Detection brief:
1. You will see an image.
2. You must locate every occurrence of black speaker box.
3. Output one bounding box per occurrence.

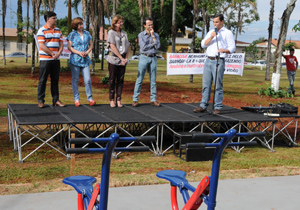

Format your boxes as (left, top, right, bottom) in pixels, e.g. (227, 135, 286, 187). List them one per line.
(173, 132, 215, 162)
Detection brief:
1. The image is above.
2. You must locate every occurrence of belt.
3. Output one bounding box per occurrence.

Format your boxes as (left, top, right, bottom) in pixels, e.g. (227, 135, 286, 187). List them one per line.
(208, 56, 225, 60)
(142, 53, 156, 57)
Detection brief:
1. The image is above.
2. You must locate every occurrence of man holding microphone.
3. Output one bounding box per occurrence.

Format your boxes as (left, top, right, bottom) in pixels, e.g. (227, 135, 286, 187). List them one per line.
(193, 13, 235, 114)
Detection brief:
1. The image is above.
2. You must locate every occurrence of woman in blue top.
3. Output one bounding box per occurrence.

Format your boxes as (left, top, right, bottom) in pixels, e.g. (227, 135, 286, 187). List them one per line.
(67, 17, 95, 107)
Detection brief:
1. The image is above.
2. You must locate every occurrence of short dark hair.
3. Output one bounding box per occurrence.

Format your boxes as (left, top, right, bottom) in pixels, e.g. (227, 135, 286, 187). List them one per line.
(44, 11, 57, 22)
(213, 13, 224, 22)
(290, 48, 295, 52)
(143, 17, 153, 25)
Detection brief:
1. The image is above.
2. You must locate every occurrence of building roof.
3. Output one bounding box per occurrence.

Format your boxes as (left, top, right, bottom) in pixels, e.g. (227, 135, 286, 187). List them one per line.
(0, 28, 31, 37)
(175, 38, 192, 45)
(0, 28, 20, 37)
(257, 39, 300, 48)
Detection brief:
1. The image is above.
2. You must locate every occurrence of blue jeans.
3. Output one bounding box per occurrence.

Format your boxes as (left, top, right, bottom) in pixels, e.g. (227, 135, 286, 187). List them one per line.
(200, 58, 225, 110)
(70, 64, 93, 101)
(133, 54, 157, 102)
(287, 70, 296, 93)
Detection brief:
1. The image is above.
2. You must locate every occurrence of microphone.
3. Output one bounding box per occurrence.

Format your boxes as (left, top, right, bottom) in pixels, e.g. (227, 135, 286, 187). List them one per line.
(214, 27, 218, 35)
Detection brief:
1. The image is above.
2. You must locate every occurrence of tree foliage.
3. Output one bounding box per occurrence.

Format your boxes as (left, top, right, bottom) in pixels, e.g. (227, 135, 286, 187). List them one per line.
(245, 41, 259, 61)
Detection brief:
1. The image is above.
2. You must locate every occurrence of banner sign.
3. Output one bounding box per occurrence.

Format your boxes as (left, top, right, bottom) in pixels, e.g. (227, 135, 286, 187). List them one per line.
(167, 53, 245, 76)
(34, 35, 71, 59)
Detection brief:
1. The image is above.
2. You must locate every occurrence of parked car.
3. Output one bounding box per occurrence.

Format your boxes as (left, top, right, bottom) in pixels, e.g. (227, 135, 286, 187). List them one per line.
(156, 55, 165, 60)
(3, 52, 31, 58)
(99, 49, 108, 60)
(281, 62, 286, 68)
(129, 53, 141, 61)
(250, 60, 266, 66)
(129, 53, 165, 60)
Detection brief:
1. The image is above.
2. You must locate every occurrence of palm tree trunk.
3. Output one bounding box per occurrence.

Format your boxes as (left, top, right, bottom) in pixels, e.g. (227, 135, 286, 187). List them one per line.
(265, 0, 274, 81)
(2, 0, 7, 65)
(112, 0, 116, 16)
(31, 0, 36, 76)
(17, 0, 23, 43)
(171, 0, 176, 53)
(68, 0, 72, 34)
(86, 0, 90, 31)
(147, 0, 152, 18)
(138, 0, 144, 32)
(25, 0, 29, 63)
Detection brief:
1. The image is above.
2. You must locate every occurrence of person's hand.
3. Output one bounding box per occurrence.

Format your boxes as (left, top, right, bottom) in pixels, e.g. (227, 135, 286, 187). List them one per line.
(150, 29, 155, 37)
(52, 53, 60, 60)
(211, 31, 217, 39)
(79, 52, 86, 58)
(121, 58, 128, 66)
(218, 48, 227, 53)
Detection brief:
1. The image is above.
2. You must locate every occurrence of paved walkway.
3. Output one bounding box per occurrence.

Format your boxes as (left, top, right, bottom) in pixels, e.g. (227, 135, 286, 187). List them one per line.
(1, 175, 299, 210)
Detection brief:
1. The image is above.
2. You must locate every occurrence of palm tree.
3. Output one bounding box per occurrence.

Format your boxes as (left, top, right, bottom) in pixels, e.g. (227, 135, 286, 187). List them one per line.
(226, 0, 258, 41)
(265, 0, 274, 81)
(2, 0, 7, 65)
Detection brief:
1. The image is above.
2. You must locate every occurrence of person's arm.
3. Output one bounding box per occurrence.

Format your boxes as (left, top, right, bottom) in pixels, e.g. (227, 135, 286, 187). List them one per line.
(152, 33, 160, 50)
(53, 41, 63, 60)
(109, 43, 127, 65)
(39, 42, 53, 56)
(295, 60, 298, 71)
(218, 30, 236, 54)
(201, 31, 213, 49)
(68, 40, 82, 56)
(85, 39, 93, 55)
(204, 31, 217, 46)
(139, 33, 154, 52)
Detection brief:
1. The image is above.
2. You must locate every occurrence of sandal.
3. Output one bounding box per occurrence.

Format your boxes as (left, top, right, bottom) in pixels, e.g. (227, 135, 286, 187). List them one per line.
(110, 101, 116, 108)
(89, 100, 96, 106)
(74, 101, 80, 107)
(117, 101, 123, 108)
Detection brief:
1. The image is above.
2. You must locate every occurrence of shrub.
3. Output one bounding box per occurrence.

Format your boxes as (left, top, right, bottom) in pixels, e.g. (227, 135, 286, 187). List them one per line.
(258, 85, 294, 98)
(101, 75, 109, 84)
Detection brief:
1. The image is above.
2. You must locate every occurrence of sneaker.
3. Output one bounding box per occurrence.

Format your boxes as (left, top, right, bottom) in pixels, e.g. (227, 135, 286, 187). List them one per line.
(132, 101, 139, 107)
(193, 107, 206, 113)
(214, 109, 221, 114)
(150, 101, 161, 107)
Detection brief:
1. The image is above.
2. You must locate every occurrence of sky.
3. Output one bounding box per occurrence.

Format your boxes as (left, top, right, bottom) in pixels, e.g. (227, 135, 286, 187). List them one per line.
(1, 0, 299, 43)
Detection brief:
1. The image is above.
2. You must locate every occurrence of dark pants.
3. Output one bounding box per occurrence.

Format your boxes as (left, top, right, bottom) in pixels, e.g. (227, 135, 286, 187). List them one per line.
(108, 62, 126, 101)
(37, 60, 60, 104)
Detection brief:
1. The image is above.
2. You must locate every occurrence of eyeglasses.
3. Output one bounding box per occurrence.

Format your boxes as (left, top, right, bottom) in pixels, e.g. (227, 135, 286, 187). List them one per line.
(116, 20, 124, 24)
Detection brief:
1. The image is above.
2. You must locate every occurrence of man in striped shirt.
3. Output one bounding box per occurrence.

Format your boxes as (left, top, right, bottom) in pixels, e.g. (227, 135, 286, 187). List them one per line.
(37, 11, 65, 108)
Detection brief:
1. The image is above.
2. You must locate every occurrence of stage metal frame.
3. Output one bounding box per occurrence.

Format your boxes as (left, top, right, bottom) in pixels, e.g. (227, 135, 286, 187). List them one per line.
(8, 103, 298, 162)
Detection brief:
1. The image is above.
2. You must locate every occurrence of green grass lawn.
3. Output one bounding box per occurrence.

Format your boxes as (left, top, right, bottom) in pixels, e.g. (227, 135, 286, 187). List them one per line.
(0, 57, 299, 195)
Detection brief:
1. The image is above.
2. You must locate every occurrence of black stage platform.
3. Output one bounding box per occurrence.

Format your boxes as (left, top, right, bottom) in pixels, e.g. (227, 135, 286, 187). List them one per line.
(8, 103, 290, 162)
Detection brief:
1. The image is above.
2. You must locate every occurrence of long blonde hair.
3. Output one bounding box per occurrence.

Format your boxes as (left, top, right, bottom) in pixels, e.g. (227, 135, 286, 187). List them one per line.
(108, 15, 123, 31)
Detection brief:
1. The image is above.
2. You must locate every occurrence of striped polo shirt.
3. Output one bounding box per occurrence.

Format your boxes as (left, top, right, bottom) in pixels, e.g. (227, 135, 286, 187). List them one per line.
(37, 24, 63, 60)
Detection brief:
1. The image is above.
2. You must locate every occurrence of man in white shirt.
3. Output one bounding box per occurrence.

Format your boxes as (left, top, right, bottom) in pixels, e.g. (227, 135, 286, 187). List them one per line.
(193, 13, 236, 114)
